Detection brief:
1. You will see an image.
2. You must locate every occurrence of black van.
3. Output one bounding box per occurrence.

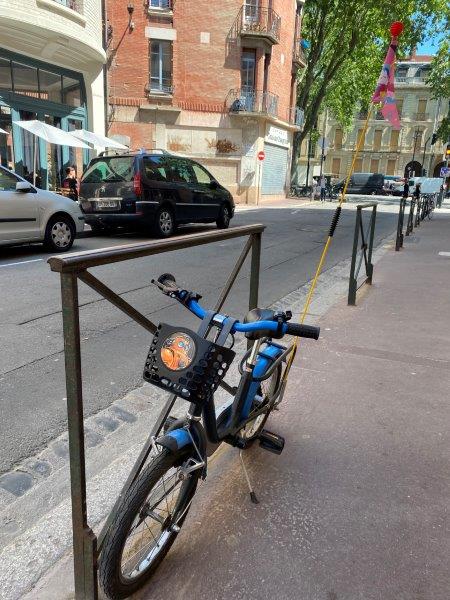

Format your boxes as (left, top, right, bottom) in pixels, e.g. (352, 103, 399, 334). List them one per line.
(79, 151, 235, 237)
(334, 172, 385, 195)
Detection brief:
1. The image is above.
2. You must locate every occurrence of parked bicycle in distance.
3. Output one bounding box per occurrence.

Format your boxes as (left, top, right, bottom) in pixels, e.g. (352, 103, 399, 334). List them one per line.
(98, 273, 319, 599)
(420, 193, 436, 220)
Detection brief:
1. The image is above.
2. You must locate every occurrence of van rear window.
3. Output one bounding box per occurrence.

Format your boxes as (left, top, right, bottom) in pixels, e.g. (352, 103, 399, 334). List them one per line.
(81, 157, 134, 183)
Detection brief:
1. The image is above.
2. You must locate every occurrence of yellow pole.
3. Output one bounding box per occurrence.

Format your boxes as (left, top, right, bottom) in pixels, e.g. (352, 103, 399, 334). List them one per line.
(282, 106, 373, 383)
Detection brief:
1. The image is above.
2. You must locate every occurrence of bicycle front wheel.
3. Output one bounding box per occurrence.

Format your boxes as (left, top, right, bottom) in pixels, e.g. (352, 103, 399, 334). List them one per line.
(99, 447, 200, 599)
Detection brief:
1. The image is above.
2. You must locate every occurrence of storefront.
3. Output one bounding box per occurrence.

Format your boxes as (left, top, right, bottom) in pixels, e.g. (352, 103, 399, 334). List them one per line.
(0, 49, 89, 190)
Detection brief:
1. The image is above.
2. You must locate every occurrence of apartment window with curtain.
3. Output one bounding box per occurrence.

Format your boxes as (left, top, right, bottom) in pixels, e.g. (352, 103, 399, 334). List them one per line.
(373, 129, 382, 151)
(354, 158, 363, 172)
(390, 130, 399, 150)
(370, 158, 380, 173)
(356, 128, 364, 149)
(150, 40, 173, 94)
(332, 157, 341, 175)
(417, 98, 427, 120)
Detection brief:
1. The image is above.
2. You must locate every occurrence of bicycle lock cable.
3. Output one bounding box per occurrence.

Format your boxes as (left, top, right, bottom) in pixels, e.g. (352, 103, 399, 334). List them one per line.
(280, 106, 373, 387)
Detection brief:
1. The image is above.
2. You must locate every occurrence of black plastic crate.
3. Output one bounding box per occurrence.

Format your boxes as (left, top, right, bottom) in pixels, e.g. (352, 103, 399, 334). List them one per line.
(143, 323, 235, 406)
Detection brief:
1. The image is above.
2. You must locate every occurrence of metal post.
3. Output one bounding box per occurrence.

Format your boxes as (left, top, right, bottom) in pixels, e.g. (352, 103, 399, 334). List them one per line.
(60, 273, 98, 600)
(395, 198, 405, 251)
(405, 199, 414, 236)
(348, 208, 360, 305)
(248, 232, 261, 347)
(366, 205, 376, 283)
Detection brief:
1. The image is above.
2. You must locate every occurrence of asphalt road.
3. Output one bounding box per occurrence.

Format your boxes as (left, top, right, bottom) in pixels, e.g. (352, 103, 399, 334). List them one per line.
(0, 201, 398, 473)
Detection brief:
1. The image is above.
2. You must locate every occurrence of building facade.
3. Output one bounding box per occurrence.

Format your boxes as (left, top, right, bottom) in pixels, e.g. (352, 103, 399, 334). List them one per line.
(298, 54, 447, 184)
(106, 0, 306, 203)
(0, 0, 105, 189)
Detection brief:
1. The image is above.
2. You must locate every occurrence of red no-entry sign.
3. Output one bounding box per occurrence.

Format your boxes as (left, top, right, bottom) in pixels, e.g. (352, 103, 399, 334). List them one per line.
(257, 151, 265, 161)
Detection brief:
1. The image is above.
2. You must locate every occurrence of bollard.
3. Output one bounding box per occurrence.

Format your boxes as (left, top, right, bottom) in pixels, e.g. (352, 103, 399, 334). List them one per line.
(395, 198, 406, 251)
(348, 203, 377, 305)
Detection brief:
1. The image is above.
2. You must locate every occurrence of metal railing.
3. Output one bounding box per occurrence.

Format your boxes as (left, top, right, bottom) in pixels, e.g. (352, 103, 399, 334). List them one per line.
(48, 224, 265, 599)
(289, 106, 304, 127)
(348, 203, 377, 306)
(235, 5, 281, 44)
(395, 197, 408, 250)
(414, 112, 429, 121)
(228, 88, 279, 118)
(292, 40, 307, 67)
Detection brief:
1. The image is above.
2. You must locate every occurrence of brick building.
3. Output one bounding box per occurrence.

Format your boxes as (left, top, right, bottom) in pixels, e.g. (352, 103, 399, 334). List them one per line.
(106, 0, 306, 203)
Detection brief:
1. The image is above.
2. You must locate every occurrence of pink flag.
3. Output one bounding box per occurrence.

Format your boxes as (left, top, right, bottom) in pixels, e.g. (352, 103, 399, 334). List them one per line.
(372, 22, 403, 130)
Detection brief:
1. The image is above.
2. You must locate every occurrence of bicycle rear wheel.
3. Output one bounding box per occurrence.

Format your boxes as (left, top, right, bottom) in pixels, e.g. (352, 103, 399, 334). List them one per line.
(99, 447, 200, 599)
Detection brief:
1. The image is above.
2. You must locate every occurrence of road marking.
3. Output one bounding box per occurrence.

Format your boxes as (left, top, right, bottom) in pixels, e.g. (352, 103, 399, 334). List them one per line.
(438, 252, 450, 257)
(0, 258, 43, 268)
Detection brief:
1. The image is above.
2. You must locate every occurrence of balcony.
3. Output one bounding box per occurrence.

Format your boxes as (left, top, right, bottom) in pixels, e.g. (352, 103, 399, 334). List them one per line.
(228, 88, 279, 118)
(235, 6, 281, 46)
(147, 0, 173, 16)
(415, 112, 429, 121)
(289, 107, 304, 127)
(395, 76, 427, 86)
(292, 40, 307, 71)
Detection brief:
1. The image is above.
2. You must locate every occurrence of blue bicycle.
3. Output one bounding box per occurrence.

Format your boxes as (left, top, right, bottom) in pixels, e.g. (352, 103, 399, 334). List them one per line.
(99, 273, 320, 599)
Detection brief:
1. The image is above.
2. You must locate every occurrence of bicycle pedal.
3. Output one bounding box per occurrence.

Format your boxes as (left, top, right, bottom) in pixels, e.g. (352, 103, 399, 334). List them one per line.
(259, 430, 285, 455)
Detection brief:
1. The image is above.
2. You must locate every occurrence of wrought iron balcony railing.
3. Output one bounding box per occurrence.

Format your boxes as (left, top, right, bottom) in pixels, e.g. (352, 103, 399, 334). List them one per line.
(228, 88, 279, 118)
(236, 6, 281, 45)
(289, 107, 304, 127)
(415, 112, 429, 121)
(292, 40, 307, 69)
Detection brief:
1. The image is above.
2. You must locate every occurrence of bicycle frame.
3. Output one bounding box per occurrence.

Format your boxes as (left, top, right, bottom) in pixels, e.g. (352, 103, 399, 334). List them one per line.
(155, 310, 289, 464)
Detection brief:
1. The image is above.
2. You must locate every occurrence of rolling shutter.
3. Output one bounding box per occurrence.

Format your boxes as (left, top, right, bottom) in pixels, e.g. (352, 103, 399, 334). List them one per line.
(261, 143, 289, 195)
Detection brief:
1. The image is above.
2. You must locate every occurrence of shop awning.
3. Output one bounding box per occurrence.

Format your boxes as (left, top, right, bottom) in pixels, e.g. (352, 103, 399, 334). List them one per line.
(13, 120, 89, 148)
(70, 129, 128, 150)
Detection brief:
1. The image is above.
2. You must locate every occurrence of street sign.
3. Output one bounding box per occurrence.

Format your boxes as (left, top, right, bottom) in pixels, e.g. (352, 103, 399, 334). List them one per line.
(440, 167, 450, 177)
(257, 151, 265, 161)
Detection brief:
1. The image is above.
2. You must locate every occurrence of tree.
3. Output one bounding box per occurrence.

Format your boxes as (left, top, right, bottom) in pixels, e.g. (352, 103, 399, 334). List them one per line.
(292, 0, 446, 178)
(426, 39, 450, 143)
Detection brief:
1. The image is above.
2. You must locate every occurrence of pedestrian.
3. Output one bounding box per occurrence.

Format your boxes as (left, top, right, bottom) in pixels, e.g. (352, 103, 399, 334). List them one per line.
(319, 175, 326, 202)
(62, 166, 78, 201)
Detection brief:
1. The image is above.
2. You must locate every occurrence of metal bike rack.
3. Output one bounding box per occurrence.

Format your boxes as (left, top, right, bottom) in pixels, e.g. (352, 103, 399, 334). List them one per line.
(48, 224, 265, 599)
(405, 198, 415, 236)
(395, 197, 407, 251)
(348, 202, 377, 306)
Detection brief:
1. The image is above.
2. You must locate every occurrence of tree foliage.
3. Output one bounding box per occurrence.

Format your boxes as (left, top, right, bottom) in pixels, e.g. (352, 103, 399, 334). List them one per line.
(426, 39, 450, 142)
(296, 0, 447, 151)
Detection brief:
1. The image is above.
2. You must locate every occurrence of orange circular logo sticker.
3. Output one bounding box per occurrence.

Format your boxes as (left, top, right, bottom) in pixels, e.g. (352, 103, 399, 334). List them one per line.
(160, 333, 196, 371)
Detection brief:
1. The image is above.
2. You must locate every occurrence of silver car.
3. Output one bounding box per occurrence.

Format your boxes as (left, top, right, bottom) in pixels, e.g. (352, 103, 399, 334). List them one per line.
(0, 165, 85, 251)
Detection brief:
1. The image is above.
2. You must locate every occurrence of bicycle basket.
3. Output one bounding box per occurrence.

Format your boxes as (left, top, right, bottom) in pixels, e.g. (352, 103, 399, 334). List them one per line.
(143, 323, 235, 406)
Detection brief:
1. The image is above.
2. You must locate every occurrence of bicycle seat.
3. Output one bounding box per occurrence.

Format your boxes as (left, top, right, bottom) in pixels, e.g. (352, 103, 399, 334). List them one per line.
(244, 308, 276, 340)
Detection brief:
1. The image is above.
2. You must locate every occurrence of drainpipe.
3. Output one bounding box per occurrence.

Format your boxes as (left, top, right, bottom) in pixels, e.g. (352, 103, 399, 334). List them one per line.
(101, 0, 109, 135)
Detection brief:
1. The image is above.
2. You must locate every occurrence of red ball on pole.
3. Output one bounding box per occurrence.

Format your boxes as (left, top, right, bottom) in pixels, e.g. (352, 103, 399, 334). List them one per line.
(390, 21, 404, 37)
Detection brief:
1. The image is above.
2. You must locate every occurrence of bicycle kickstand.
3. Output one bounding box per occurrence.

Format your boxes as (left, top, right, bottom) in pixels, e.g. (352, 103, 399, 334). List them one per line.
(239, 450, 259, 504)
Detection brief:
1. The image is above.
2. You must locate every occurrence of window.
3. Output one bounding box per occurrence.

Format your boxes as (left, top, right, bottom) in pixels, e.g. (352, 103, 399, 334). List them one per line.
(12, 62, 39, 98)
(0, 57, 12, 90)
(192, 163, 213, 185)
(373, 130, 382, 151)
(62, 76, 81, 107)
(244, 0, 259, 21)
(81, 157, 135, 183)
(40, 70, 62, 103)
(149, 0, 171, 8)
(150, 40, 173, 94)
(356, 128, 365, 149)
(354, 158, 363, 172)
(241, 50, 256, 91)
(417, 99, 427, 119)
(332, 158, 341, 175)
(166, 157, 196, 184)
(370, 158, 380, 173)
(0, 167, 18, 191)
(387, 159, 396, 175)
(334, 128, 343, 150)
(390, 130, 399, 150)
(396, 99, 403, 117)
(143, 156, 169, 181)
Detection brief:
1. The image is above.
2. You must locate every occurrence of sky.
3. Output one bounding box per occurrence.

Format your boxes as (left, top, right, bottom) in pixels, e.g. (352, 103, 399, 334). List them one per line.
(417, 31, 445, 55)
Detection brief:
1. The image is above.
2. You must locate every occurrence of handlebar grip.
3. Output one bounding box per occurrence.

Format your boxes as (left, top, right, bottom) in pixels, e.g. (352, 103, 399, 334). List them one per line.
(157, 273, 178, 290)
(285, 323, 320, 340)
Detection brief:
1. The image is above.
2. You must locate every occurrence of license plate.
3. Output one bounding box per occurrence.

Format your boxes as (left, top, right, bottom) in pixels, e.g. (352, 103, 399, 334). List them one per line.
(93, 199, 120, 209)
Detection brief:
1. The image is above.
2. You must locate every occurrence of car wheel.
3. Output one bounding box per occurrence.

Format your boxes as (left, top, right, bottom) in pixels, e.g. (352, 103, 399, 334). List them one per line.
(216, 204, 231, 229)
(44, 215, 75, 252)
(153, 207, 175, 238)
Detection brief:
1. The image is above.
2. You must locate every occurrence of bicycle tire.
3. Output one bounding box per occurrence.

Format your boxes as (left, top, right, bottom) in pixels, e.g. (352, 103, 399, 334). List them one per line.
(240, 364, 282, 442)
(99, 447, 200, 599)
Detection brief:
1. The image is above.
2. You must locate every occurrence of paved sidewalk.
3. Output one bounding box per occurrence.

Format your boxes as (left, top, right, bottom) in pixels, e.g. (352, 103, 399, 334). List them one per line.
(26, 209, 450, 599)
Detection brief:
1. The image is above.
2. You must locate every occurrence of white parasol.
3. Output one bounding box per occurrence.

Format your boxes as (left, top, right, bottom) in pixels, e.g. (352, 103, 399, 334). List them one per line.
(70, 129, 128, 150)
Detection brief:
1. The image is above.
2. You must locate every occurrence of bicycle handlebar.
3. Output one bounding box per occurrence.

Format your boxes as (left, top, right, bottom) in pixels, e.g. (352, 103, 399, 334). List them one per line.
(153, 274, 320, 341)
